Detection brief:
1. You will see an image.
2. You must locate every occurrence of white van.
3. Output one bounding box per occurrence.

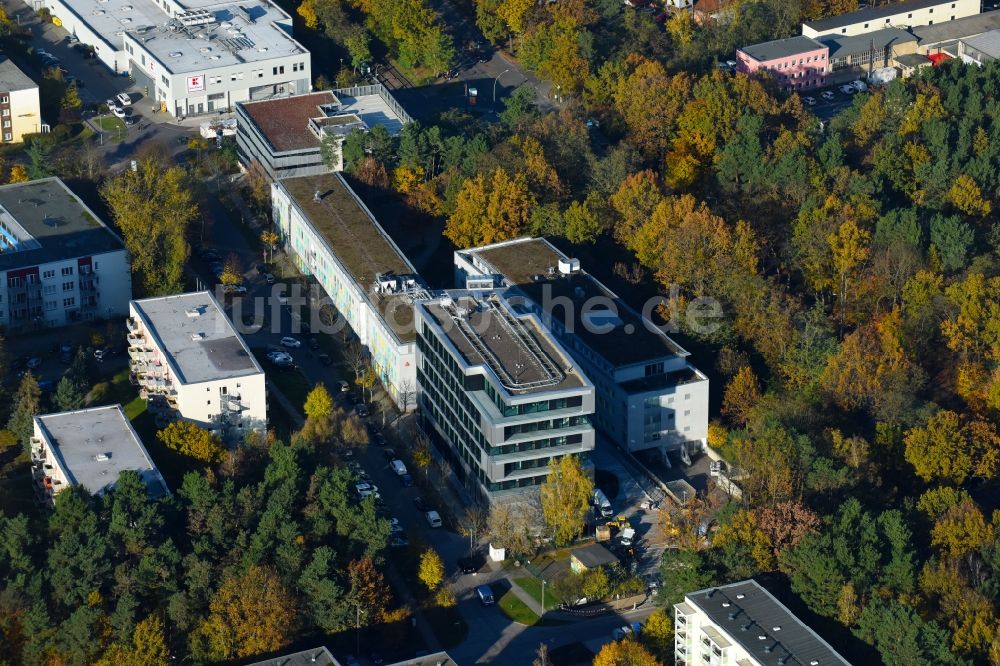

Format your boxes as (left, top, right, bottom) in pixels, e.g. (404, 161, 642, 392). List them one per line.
(425, 510, 442, 528)
(593, 489, 613, 518)
(390, 459, 408, 476)
(620, 527, 636, 547)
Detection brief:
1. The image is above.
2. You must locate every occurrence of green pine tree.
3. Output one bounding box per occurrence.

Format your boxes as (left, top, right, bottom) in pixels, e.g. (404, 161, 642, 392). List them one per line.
(54, 376, 85, 412)
(8, 372, 41, 451)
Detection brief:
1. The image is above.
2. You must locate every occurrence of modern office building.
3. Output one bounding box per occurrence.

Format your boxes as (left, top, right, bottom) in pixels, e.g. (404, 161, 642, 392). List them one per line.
(675, 580, 852, 666)
(415, 290, 595, 499)
(236, 85, 412, 179)
(271, 172, 427, 409)
(42, 0, 310, 117)
(0, 177, 131, 333)
(127, 291, 266, 441)
(735, 36, 829, 91)
(454, 238, 708, 463)
(30, 405, 169, 505)
(802, 0, 978, 38)
(0, 56, 42, 142)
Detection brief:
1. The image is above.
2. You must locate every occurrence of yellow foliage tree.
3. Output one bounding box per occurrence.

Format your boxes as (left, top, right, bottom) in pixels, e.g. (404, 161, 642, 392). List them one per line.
(540, 455, 593, 545)
(712, 509, 775, 571)
(192, 565, 296, 660)
(930, 500, 995, 560)
(97, 614, 170, 666)
(496, 0, 533, 33)
(640, 608, 674, 659)
(393, 164, 425, 194)
(9, 164, 29, 183)
(721, 366, 761, 427)
(948, 174, 992, 217)
(592, 638, 662, 666)
(297, 0, 319, 28)
(444, 168, 535, 248)
(303, 383, 334, 421)
(156, 420, 226, 463)
(417, 547, 445, 592)
(904, 411, 1000, 485)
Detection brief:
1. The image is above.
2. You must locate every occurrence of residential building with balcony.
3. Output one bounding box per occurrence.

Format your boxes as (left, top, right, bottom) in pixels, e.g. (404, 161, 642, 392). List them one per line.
(415, 290, 595, 500)
(127, 291, 266, 441)
(802, 0, 978, 38)
(0, 56, 42, 143)
(454, 238, 708, 464)
(271, 172, 427, 409)
(0, 177, 131, 333)
(735, 36, 829, 91)
(674, 580, 852, 666)
(30, 405, 169, 506)
(237, 85, 411, 179)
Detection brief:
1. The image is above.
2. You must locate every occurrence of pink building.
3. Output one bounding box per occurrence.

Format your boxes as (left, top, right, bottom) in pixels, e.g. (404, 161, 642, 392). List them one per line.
(736, 35, 830, 91)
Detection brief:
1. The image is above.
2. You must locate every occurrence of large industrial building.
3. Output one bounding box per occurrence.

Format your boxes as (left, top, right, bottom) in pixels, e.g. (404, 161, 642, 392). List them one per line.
(41, 0, 310, 117)
(128, 291, 267, 441)
(415, 290, 595, 500)
(30, 405, 169, 505)
(236, 86, 411, 179)
(0, 177, 131, 333)
(271, 172, 427, 409)
(454, 238, 709, 463)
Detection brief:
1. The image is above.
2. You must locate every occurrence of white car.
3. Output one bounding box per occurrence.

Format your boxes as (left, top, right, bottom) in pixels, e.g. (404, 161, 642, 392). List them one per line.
(280, 336, 301, 348)
(802, 96, 816, 106)
(111, 104, 126, 119)
(267, 350, 293, 365)
(116, 92, 131, 106)
(276, 291, 289, 305)
(840, 84, 856, 94)
(425, 510, 442, 528)
(851, 79, 868, 92)
(821, 91, 835, 101)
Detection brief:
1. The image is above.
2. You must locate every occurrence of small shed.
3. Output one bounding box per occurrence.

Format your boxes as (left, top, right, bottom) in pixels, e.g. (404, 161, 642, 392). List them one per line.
(570, 543, 618, 574)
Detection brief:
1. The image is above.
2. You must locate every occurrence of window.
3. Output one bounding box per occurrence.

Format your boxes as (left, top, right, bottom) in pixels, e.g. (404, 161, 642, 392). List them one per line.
(685, 393, 691, 400)
(61, 267, 73, 276)
(63, 297, 75, 307)
(2, 121, 9, 129)
(272, 65, 285, 75)
(160, 75, 169, 87)
(864, 22, 869, 27)
(45, 300, 56, 311)
(929, 7, 933, 12)
(684, 410, 691, 416)
(908, 12, 913, 17)
(929, 19, 933, 23)
(43, 285, 55, 295)
(207, 400, 212, 405)
(645, 362, 664, 377)
(0, 96, 7, 103)
(62, 281, 74, 291)
(210, 75, 222, 85)
(42, 270, 54, 279)
(4, 132, 10, 142)
(1, 109, 8, 117)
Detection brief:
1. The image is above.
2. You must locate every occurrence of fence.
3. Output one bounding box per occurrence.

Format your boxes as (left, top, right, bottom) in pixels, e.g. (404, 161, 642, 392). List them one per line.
(333, 84, 414, 126)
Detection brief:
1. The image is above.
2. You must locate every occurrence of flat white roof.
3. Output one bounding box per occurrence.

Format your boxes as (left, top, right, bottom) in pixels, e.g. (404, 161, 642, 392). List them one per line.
(60, 0, 305, 73)
(131, 290, 263, 384)
(36, 405, 169, 497)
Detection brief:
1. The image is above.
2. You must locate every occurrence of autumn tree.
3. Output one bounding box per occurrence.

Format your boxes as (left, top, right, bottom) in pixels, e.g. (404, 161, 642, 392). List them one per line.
(444, 168, 535, 248)
(348, 557, 392, 622)
(97, 614, 169, 666)
(191, 565, 296, 660)
(8, 164, 28, 183)
(641, 608, 674, 660)
(904, 411, 1000, 485)
(947, 174, 991, 217)
(156, 421, 226, 463)
(540, 455, 594, 545)
(260, 230, 279, 262)
(488, 501, 533, 557)
(609, 170, 663, 244)
(593, 638, 662, 666)
(304, 383, 334, 421)
(721, 366, 761, 427)
(827, 219, 871, 328)
(417, 548, 445, 592)
(100, 155, 197, 295)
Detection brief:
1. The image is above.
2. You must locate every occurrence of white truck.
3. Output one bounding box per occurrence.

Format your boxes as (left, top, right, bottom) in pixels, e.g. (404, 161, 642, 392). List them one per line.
(390, 459, 408, 476)
(620, 527, 636, 547)
(593, 489, 613, 518)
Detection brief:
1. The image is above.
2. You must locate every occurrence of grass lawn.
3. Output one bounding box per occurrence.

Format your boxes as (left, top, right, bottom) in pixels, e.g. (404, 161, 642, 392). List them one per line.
(94, 116, 125, 132)
(498, 589, 540, 626)
(268, 366, 314, 411)
(513, 575, 563, 610)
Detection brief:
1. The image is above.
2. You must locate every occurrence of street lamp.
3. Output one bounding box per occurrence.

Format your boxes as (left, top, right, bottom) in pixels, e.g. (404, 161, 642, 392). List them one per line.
(541, 579, 546, 613)
(493, 68, 510, 113)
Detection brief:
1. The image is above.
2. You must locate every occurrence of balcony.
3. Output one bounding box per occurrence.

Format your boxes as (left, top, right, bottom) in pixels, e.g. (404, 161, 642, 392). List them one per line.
(126, 333, 146, 347)
(126, 317, 141, 334)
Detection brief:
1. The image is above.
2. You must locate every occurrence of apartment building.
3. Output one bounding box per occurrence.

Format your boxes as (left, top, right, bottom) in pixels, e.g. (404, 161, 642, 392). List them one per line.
(236, 85, 411, 179)
(43, 0, 310, 117)
(30, 405, 169, 505)
(0, 177, 131, 333)
(454, 238, 709, 462)
(271, 173, 426, 409)
(735, 36, 829, 91)
(415, 290, 595, 500)
(0, 56, 41, 142)
(127, 291, 266, 441)
(675, 580, 851, 666)
(802, 0, 978, 37)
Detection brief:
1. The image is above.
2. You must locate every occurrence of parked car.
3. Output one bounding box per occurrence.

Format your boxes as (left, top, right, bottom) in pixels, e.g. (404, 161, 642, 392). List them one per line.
(458, 554, 485, 574)
(802, 96, 816, 106)
(413, 496, 429, 512)
(372, 432, 387, 446)
(224, 285, 247, 295)
(400, 473, 413, 487)
(620, 527, 636, 547)
(26, 356, 42, 370)
(124, 115, 138, 126)
(821, 90, 835, 101)
(318, 353, 332, 366)
(382, 448, 397, 462)
(355, 403, 370, 418)
(425, 511, 442, 528)
(390, 459, 408, 476)
(263, 273, 275, 284)
(59, 345, 74, 364)
(355, 482, 380, 498)
(280, 336, 301, 348)
(476, 584, 495, 606)
(308, 337, 320, 351)
(276, 291, 289, 305)
(390, 535, 409, 548)
(839, 84, 856, 94)
(338, 380, 350, 392)
(116, 92, 131, 106)
(851, 79, 868, 92)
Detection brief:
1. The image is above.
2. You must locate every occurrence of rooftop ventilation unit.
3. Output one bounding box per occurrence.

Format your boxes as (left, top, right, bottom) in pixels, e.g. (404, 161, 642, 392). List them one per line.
(185, 307, 203, 317)
(179, 9, 214, 26)
(558, 257, 580, 274)
(95, 453, 110, 461)
(190, 332, 206, 341)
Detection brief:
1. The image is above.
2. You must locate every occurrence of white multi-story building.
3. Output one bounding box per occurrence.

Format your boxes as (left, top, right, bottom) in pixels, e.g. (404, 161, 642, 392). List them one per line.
(415, 290, 595, 500)
(42, 0, 310, 117)
(236, 86, 411, 180)
(674, 580, 851, 666)
(271, 172, 427, 409)
(127, 291, 266, 441)
(802, 0, 978, 38)
(30, 405, 169, 505)
(0, 56, 42, 143)
(0, 177, 131, 333)
(455, 238, 709, 463)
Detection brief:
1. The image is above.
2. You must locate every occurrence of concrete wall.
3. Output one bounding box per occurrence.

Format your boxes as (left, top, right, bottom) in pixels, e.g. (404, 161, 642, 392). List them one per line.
(42, 0, 129, 73)
(6, 86, 41, 142)
(174, 372, 267, 437)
